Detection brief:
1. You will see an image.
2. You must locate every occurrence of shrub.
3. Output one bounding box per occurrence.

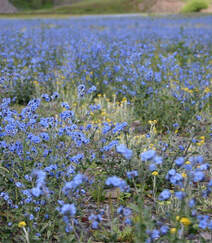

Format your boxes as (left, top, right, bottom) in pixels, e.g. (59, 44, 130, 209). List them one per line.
(9, 0, 54, 9)
(182, 0, 209, 13)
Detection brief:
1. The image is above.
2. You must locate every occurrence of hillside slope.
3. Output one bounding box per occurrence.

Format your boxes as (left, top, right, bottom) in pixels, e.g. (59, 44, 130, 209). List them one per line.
(1, 0, 212, 14)
(0, 0, 17, 13)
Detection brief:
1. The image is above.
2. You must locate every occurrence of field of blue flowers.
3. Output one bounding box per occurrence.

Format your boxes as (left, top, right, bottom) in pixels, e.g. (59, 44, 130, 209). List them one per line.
(0, 15, 211, 242)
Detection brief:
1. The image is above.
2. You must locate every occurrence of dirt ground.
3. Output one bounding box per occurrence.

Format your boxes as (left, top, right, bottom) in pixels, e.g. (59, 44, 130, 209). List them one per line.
(150, 0, 184, 13)
(139, 0, 212, 14)
(0, 0, 17, 13)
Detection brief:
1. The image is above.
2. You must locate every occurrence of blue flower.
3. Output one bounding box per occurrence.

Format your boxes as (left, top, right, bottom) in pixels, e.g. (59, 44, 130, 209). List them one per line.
(169, 173, 183, 186)
(62, 174, 86, 195)
(154, 156, 163, 165)
(175, 157, 185, 166)
(178, 145, 184, 151)
(151, 229, 160, 239)
(60, 203, 76, 216)
(175, 191, 186, 200)
(126, 170, 138, 179)
(208, 220, 212, 230)
(61, 102, 70, 109)
(149, 163, 157, 172)
(15, 182, 23, 188)
(123, 208, 132, 217)
(158, 189, 171, 201)
(88, 213, 103, 229)
(140, 150, 156, 161)
(78, 84, 86, 98)
(105, 176, 129, 192)
(117, 205, 124, 214)
(193, 171, 205, 182)
(41, 93, 50, 102)
(31, 187, 42, 197)
(51, 92, 59, 100)
(116, 144, 133, 160)
(199, 163, 210, 170)
(87, 85, 96, 94)
(91, 220, 99, 229)
(101, 140, 118, 152)
(124, 218, 132, 225)
(28, 134, 41, 144)
(160, 225, 169, 235)
(112, 122, 128, 134)
(188, 199, 196, 208)
(40, 132, 50, 141)
(173, 123, 179, 128)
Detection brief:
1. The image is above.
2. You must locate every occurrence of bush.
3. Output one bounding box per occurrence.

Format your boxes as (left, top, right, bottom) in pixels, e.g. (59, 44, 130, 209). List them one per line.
(182, 0, 209, 13)
(9, 0, 54, 10)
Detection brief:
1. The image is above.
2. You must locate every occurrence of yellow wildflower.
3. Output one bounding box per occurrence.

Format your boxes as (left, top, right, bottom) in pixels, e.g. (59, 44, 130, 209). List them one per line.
(152, 171, 159, 176)
(170, 228, 177, 234)
(176, 216, 180, 221)
(18, 221, 26, 228)
(204, 87, 210, 93)
(122, 97, 127, 102)
(33, 80, 39, 86)
(158, 201, 164, 206)
(180, 217, 191, 226)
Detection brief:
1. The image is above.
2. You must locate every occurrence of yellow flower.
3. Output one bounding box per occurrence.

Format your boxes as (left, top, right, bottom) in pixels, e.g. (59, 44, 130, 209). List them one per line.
(181, 173, 187, 178)
(180, 217, 191, 226)
(33, 80, 39, 87)
(152, 171, 159, 176)
(122, 97, 127, 102)
(18, 221, 26, 228)
(185, 161, 191, 164)
(148, 120, 153, 125)
(170, 228, 177, 234)
(204, 87, 210, 93)
(176, 216, 180, 221)
(182, 87, 193, 94)
(158, 201, 164, 206)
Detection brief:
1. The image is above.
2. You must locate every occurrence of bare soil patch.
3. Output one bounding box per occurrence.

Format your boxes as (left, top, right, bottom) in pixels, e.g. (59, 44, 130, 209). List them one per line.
(139, 0, 184, 13)
(201, 4, 212, 13)
(0, 0, 17, 13)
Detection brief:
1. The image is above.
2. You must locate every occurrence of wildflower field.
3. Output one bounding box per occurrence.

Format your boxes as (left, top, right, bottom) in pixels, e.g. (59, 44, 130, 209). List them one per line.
(0, 15, 212, 243)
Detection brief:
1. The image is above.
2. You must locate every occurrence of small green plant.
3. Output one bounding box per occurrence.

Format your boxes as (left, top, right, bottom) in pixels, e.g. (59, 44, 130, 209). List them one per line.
(182, 0, 208, 13)
(6, 78, 36, 105)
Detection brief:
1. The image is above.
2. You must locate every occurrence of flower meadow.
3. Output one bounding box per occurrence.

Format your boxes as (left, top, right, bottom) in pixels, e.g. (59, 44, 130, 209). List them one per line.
(0, 15, 212, 242)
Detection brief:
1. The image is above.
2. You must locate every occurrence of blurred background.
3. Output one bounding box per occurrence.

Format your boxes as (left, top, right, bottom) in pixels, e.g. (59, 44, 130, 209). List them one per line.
(0, 0, 212, 15)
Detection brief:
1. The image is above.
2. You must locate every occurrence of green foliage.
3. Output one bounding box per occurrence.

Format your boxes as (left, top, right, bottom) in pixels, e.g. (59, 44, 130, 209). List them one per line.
(49, 0, 139, 14)
(182, 0, 209, 13)
(10, 0, 54, 10)
(8, 78, 36, 105)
